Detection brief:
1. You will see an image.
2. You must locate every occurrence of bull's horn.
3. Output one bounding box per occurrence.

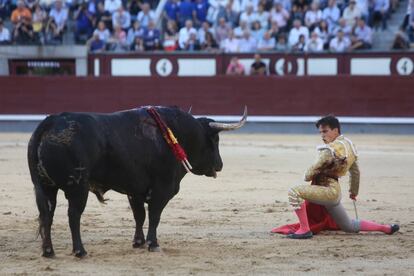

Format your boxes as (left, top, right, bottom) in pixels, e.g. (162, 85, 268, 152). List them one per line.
(188, 106, 192, 114)
(209, 106, 247, 131)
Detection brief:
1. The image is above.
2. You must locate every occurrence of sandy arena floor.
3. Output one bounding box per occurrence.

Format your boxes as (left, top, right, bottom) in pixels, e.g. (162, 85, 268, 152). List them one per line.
(0, 132, 413, 275)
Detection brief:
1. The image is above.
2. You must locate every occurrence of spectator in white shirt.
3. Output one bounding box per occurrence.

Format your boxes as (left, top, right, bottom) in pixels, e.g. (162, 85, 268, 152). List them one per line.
(49, 0, 68, 31)
(112, 6, 131, 31)
(239, 4, 257, 28)
(93, 20, 111, 43)
(305, 31, 324, 52)
(305, 2, 322, 31)
(234, 20, 250, 38)
(257, 31, 275, 51)
(0, 19, 11, 44)
(220, 29, 240, 52)
(104, 0, 122, 14)
(270, 2, 289, 31)
(238, 30, 257, 52)
(342, 0, 361, 27)
(350, 18, 372, 50)
(329, 29, 351, 52)
(178, 19, 197, 49)
(137, 3, 155, 28)
(322, 0, 340, 33)
(255, 4, 269, 30)
(288, 19, 309, 46)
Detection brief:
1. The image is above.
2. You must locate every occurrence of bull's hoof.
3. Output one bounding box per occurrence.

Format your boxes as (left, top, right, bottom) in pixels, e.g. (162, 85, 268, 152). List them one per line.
(73, 249, 88, 258)
(42, 247, 55, 258)
(132, 238, 146, 249)
(148, 245, 161, 252)
(147, 240, 161, 252)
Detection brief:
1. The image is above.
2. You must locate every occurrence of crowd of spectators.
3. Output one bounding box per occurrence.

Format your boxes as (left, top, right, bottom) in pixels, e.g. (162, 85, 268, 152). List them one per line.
(0, 0, 410, 52)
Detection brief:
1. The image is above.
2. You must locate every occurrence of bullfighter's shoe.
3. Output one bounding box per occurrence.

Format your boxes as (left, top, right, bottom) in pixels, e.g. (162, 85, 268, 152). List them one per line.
(287, 231, 313, 239)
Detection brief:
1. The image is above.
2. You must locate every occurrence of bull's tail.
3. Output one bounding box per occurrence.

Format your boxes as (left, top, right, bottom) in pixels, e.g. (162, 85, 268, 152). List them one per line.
(27, 115, 57, 183)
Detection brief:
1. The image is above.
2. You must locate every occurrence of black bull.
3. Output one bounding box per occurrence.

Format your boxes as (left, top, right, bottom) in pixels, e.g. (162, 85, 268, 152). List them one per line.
(27, 106, 247, 257)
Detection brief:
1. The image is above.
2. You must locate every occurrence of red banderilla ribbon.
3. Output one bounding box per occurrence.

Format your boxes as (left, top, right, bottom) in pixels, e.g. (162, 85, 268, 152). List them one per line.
(147, 107, 192, 173)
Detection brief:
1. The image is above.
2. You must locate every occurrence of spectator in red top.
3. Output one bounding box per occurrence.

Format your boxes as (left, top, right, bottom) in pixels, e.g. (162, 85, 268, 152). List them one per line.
(226, 56, 245, 75)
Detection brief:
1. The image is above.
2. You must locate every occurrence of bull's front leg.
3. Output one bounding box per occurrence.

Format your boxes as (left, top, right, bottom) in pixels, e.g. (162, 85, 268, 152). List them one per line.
(146, 195, 169, 252)
(128, 195, 146, 248)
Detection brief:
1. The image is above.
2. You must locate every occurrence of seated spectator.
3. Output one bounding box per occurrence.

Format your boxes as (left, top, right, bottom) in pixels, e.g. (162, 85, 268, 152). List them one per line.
(183, 32, 200, 51)
(220, 29, 239, 52)
(130, 36, 144, 51)
(32, 4, 46, 44)
(322, 0, 340, 33)
(350, 18, 372, 50)
(329, 29, 351, 52)
(291, 34, 306, 52)
(305, 2, 323, 31)
(104, 0, 122, 14)
(93, 20, 111, 43)
(163, 19, 178, 51)
(142, 20, 160, 50)
(74, 2, 94, 43)
(372, 0, 389, 30)
(112, 6, 131, 32)
(226, 56, 245, 75)
(342, 0, 361, 28)
(288, 19, 309, 47)
(255, 4, 269, 30)
(137, 3, 155, 28)
(127, 20, 144, 45)
(251, 20, 264, 42)
(178, 19, 196, 49)
(87, 33, 105, 52)
(194, 0, 208, 28)
(314, 20, 330, 49)
(0, 18, 11, 44)
(239, 4, 256, 28)
(268, 20, 281, 41)
(257, 31, 275, 51)
(216, 2, 239, 28)
(178, 0, 194, 27)
(250, 53, 267, 75)
(47, 0, 68, 41)
(197, 21, 213, 45)
(200, 30, 218, 51)
(234, 20, 249, 38)
(238, 30, 256, 52)
(305, 31, 324, 52)
(275, 33, 289, 51)
(107, 24, 128, 51)
(391, 27, 410, 50)
(215, 17, 231, 45)
(270, 2, 289, 32)
(11, 0, 31, 26)
(332, 17, 352, 38)
(13, 15, 36, 44)
(95, 2, 112, 31)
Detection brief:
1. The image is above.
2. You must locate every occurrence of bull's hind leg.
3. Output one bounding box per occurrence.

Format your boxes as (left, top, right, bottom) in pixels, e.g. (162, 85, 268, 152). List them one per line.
(128, 196, 146, 248)
(34, 184, 58, 258)
(65, 184, 89, 258)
